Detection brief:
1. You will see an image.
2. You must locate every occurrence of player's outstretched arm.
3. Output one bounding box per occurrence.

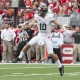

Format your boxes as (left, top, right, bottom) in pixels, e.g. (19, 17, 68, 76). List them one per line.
(28, 20, 37, 28)
(53, 19, 66, 31)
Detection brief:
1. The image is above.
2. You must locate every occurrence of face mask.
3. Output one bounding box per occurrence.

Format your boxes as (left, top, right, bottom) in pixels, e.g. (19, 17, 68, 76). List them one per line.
(38, 9, 48, 16)
(43, 9, 48, 14)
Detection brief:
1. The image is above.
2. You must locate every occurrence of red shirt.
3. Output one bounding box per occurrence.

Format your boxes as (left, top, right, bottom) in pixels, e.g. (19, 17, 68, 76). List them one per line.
(54, 6, 60, 14)
(23, 11, 34, 21)
(61, 0, 66, 4)
(10, 27, 19, 44)
(0, 10, 4, 15)
(28, 11, 35, 19)
(61, 0, 70, 4)
(78, 9, 80, 13)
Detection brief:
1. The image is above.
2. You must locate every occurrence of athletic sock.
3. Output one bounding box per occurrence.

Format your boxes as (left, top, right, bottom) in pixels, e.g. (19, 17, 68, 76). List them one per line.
(55, 59, 62, 68)
(18, 51, 25, 59)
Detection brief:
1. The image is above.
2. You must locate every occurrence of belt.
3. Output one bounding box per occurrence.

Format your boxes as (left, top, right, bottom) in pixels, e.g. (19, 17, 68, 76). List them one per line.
(4, 40, 12, 42)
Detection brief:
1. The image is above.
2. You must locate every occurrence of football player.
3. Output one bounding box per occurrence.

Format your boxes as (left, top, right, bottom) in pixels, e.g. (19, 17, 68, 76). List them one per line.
(12, 3, 65, 76)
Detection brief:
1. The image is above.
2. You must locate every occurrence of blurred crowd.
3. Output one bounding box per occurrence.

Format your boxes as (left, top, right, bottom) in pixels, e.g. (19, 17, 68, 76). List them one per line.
(0, 0, 80, 64)
(0, 0, 80, 22)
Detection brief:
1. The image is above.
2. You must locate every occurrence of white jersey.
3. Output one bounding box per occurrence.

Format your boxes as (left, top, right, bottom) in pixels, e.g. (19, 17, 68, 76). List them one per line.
(34, 14, 55, 34)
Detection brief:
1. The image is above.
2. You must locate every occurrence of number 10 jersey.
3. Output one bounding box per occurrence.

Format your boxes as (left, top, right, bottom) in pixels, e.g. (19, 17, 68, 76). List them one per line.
(34, 14, 55, 34)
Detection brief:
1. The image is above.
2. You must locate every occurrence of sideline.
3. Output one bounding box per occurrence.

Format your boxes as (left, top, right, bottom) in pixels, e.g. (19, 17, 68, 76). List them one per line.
(0, 65, 80, 69)
(0, 63, 80, 65)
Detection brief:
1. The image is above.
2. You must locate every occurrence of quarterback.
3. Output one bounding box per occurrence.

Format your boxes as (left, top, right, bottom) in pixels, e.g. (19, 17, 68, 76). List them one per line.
(12, 3, 64, 76)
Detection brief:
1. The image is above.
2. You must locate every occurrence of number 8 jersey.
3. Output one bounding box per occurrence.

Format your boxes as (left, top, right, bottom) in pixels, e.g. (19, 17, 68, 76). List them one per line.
(34, 14, 55, 34)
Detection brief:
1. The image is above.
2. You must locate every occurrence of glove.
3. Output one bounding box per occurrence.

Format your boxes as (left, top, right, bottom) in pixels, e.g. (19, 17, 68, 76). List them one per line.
(62, 24, 67, 31)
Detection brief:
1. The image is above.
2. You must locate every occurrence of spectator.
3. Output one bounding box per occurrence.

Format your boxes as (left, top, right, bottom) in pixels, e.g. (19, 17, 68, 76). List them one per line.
(22, 9, 34, 22)
(2, 10, 11, 21)
(25, 0, 32, 7)
(0, 30, 2, 62)
(53, 1, 61, 14)
(1, 22, 16, 63)
(24, 23, 34, 63)
(70, 2, 80, 26)
(35, 39, 45, 63)
(62, 3, 71, 17)
(1, 23, 6, 29)
(16, 25, 29, 62)
(71, 25, 76, 31)
(63, 24, 74, 44)
(72, 26, 80, 63)
(32, 1, 39, 12)
(19, 0, 26, 8)
(0, 9, 4, 15)
(6, 8, 14, 17)
(51, 25, 63, 63)
(0, 2, 3, 9)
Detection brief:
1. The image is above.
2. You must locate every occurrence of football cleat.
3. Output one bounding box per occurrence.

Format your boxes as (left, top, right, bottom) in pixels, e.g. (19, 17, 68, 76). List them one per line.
(12, 57, 22, 63)
(59, 65, 64, 76)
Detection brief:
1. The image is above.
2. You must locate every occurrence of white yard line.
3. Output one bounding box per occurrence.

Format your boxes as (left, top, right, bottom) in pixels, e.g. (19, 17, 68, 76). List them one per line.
(13, 73, 24, 74)
(0, 72, 80, 78)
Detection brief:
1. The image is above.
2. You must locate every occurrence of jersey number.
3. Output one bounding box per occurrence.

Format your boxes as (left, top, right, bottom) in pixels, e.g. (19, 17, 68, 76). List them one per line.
(40, 23, 46, 30)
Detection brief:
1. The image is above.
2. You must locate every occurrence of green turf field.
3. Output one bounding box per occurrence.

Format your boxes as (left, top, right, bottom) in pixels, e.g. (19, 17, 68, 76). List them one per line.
(0, 63, 80, 80)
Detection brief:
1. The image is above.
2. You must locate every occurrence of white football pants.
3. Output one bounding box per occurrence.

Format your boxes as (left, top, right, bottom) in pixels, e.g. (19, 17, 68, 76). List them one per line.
(28, 33, 53, 54)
